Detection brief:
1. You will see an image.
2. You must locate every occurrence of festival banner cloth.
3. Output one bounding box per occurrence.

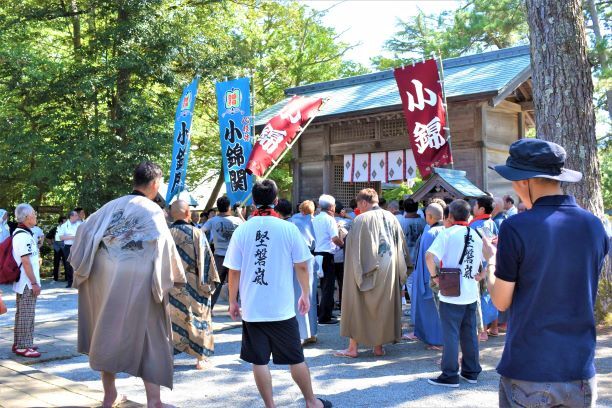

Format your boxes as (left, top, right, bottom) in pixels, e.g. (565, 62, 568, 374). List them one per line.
(216, 78, 253, 205)
(394, 59, 452, 177)
(166, 77, 199, 204)
(343, 150, 418, 185)
(246, 95, 323, 177)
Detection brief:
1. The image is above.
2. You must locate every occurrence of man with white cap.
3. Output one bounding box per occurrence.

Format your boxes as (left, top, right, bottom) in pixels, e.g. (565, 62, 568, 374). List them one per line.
(484, 139, 609, 406)
(312, 194, 343, 324)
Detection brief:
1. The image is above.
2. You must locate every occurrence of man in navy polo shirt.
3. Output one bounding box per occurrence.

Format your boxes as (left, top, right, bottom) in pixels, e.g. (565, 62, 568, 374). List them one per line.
(485, 139, 609, 407)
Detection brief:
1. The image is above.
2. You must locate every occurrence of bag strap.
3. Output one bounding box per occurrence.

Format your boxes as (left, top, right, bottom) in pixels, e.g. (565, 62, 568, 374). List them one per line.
(458, 227, 471, 266)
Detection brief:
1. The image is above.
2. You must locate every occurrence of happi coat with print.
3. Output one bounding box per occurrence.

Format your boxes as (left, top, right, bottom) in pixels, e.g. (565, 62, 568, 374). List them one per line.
(68, 195, 186, 388)
(341, 208, 412, 346)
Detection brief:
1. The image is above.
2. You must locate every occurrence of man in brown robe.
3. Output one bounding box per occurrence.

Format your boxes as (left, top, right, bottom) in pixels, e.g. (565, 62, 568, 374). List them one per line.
(168, 200, 220, 370)
(335, 188, 411, 358)
(69, 162, 186, 408)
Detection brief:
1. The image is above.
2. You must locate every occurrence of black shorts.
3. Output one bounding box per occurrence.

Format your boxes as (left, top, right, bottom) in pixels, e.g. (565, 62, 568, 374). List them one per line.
(240, 317, 305, 365)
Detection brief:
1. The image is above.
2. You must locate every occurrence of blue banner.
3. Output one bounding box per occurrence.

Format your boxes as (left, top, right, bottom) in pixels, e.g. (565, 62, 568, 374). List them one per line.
(215, 78, 253, 205)
(166, 77, 199, 204)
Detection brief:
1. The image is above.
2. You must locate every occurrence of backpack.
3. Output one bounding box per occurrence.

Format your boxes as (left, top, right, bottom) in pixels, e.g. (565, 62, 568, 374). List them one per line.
(0, 230, 27, 284)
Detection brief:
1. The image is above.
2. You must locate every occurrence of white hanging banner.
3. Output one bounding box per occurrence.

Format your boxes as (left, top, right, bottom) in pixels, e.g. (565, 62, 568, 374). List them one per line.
(369, 152, 386, 182)
(352, 153, 370, 182)
(387, 150, 404, 181)
(343, 155, 354, 182)
(343, 149, 418, 183)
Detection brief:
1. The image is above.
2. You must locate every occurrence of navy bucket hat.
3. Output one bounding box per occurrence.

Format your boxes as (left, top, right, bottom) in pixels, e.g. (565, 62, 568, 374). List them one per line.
(489, 139, 582, 183)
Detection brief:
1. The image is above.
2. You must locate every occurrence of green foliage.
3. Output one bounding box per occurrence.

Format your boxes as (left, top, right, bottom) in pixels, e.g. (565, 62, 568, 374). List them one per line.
(382, 178, 425, 202)
(0, 0, 364, 212)
(374, 0, 529, 67)
(599, 141, 612, 210)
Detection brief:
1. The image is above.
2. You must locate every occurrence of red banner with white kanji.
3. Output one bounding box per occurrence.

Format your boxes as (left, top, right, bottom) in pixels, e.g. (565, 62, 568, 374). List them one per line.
(394, 59, 452, 177)
(246, 95, 323, 177)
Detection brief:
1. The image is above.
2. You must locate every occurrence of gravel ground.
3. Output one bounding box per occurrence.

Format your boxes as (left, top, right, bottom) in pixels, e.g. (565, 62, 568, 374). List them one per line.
(1, 280, 611, 407)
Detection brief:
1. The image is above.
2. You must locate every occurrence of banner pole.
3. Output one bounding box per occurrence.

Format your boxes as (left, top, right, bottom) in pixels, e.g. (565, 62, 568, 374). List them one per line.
(434, 51, 453, 169)
(238, 116, 314, 208)
(260, 113, 318, 181)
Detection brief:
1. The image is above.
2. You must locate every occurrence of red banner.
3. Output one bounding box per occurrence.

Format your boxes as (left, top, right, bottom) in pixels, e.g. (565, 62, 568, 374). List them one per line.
(246, 95, 323, 177)
(394, 59, 452, 177)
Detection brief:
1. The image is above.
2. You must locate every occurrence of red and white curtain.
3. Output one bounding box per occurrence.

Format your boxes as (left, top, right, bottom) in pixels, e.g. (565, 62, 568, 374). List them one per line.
(343, 149, 417, 184)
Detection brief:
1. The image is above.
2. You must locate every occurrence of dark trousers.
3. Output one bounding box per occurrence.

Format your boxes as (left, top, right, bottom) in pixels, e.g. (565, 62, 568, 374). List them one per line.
(62, 245, 74, 285)
(439, 301, 481, 383)
(334, 261, 344, 307)
(52, 242, 68, 281)
(315, 252, 335, 322)
(210, 254, 229, 310)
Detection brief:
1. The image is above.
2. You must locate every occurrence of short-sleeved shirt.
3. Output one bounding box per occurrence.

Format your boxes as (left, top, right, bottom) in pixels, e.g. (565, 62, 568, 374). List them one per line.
(12, 227, 41, 294)
(494, 195, 609, 382)
(202, 215, 243, 256)
(57, 220, 82, 245)
(223, 216, 313, 322)
(312, 212, 339, 253)
(427, 225, 483, 305)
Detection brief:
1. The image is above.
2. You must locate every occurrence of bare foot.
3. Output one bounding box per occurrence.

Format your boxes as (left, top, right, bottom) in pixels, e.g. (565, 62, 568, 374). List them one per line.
(372, 346, 385, 356)
(102, 393, 127, 408)
(195, 359, 210, 370)
(402, 332, 418, 341)
(334, 349, 358, 358)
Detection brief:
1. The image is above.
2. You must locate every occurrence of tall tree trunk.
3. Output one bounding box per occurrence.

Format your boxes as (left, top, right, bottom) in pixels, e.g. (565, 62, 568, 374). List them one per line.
(526, 0, 610, 322)
(70, 0, 82, 60)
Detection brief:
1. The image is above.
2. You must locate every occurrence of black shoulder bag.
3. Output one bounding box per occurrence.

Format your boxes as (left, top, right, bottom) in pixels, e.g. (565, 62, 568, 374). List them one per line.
(438, 227, 471, 297)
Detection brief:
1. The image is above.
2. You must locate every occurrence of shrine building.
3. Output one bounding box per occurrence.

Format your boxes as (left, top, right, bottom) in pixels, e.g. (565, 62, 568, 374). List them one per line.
(256, 46, 534, 204)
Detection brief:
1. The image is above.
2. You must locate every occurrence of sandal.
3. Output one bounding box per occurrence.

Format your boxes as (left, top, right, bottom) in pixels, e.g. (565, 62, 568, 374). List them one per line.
(12, 344, 38, 353)
(317, 398, 333, 408)
(333, 350, 358, 358)
(15, 347, 41, 358)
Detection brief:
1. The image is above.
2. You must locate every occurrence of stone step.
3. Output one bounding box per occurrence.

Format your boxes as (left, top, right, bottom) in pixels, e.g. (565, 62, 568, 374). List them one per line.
(0, 359, 141, 408)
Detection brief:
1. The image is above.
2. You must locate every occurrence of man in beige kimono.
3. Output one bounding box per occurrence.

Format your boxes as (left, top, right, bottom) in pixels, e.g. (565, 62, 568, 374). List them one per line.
(69, 161, 186, 408)
(335, 188, 410, 358)
(168, 200, 220, 370)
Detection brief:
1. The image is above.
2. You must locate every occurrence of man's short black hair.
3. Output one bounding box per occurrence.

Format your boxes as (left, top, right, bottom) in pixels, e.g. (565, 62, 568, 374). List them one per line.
(58, 216, 66, 223)
(505, 195, 515, 205)
(349, 199, 357, 210)
(443, 206, 450, 219)
(335, 200, 344, 214)
(133, 161, 163, 187)
(252, 179, 278, 207)
(449, 199, 471, 222)
(217, 196, 230, 213)
(74, 207, 84, 213)
(476, 196, 495, 215)
(404, 198, 419, 213)
(398, 199, 404, 212)
(276, 199, 292, 217)
(379, 197, 387, 207)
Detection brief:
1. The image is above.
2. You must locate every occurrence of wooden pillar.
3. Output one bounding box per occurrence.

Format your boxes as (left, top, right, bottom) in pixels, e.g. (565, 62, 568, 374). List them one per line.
(479, 103, 489, 192)
(518, 111, 526, 139)
(292, 139, 301, 203)
(322, 127, 332, 194)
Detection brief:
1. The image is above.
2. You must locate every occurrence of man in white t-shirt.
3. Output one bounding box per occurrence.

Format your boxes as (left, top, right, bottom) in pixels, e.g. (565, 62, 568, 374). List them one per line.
(57, 210, 82, 287)
(312, 194, 343, 324)
(224, 180, 331, 408)
(426, 199, 484, 387)
(12, 203, 42, 358)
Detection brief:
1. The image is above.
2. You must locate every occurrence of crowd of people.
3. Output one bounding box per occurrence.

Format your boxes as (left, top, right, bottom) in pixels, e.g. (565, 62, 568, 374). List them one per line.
(0, 139, 609, 408)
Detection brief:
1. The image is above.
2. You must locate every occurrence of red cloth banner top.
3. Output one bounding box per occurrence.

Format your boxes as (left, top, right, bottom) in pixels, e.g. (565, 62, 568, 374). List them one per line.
(246, 96, 323, 177)
(394, 59, 452, 177)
